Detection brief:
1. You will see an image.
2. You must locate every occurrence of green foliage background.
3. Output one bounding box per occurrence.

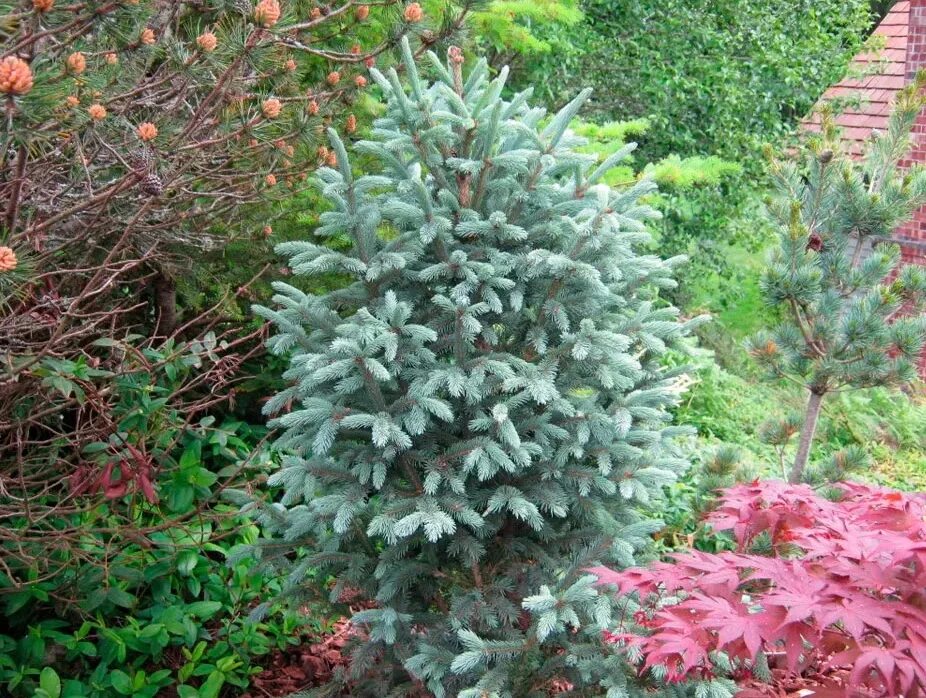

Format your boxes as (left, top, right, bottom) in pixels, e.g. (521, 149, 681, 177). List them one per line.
(520, 0, 872, 164)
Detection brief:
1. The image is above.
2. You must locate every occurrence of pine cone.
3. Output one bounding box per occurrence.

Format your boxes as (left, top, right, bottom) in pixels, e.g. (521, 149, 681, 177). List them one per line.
(66, 51, 86, 75)
(141, 172, 163, 196)
(136, 122, 158, 142)
(197, 32, 218, 53)
(254, 0, 280, 27)
(0, 246, 18, 272)
(129, 147, 155, 173)
(403, 2, 423, 23)
(806, 232, 823, 252)
(261, 98, 282, 119)
(0, 56, 33, 96)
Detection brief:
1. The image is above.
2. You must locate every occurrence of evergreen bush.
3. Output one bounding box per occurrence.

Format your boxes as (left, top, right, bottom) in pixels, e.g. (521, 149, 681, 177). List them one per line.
(252, 39, 705, 696)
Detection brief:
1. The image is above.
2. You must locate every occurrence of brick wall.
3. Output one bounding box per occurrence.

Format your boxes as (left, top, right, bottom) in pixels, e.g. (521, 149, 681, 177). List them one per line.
(894, 1, 926, 371)
(900, 1, 926, 268)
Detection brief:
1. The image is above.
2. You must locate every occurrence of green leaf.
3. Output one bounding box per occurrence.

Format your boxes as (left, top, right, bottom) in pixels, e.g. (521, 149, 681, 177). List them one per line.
(179, 444, 201, 469)
(185, 601, 222, 619)
(176, 550, 199, 577)
(110, 670, 133, 695)
(40, 668, 61, 698)
(106, 587, 136, 609)
(167, 483, 195, 513)
(198, 670, 225, 698)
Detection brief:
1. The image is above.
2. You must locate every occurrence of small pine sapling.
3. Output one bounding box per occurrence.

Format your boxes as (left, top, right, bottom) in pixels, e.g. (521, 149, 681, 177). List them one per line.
(749, 75, 926, 482)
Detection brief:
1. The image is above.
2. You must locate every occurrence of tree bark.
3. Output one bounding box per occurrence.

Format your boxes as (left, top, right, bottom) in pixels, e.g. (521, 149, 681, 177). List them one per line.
(790, 389, 825, 483)
(153, 272, 177, 337)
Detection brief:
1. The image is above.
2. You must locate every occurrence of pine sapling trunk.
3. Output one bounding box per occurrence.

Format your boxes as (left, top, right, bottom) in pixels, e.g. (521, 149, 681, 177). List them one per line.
(153, 272, 177, 337)
(790, 389, 825, 483)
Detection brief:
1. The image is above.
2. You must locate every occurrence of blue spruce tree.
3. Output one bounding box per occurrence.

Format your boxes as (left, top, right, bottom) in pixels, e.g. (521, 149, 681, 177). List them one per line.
(251, 40, 709, 697)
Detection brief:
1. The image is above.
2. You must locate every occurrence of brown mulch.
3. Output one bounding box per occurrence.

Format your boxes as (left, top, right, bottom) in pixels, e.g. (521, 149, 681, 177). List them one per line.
(240, 617, 354, 697)
(736, 667, 879, 698)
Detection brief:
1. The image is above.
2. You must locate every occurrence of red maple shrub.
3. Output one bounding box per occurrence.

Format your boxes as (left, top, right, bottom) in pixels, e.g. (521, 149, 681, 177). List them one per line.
(591, 480, 926, 697)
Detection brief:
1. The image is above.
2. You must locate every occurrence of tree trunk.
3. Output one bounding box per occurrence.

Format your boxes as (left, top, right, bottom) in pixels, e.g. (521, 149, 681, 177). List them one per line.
(153, 272, 177, 337)
(790, 389, 825, 483)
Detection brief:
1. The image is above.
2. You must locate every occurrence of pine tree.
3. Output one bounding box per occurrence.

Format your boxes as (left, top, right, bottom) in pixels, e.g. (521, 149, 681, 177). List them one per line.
(749, 75, 926, 483)
(252, 39, 705, 697)
(0, 0, 471, 592)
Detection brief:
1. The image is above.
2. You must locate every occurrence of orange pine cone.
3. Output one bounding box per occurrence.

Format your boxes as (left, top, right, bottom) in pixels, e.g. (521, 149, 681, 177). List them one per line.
(262, 98, 282, 119)
(197, 32, 218, 52)
(403, 2, 423, 22)
(346, 113, 357, 134)
(88, 104, 107, 121)
(67, 51, 86, 75)
(137, 122, 158, 141)
(140, 28, 156, 45)
(32, 0, 53, 12)
(0, 246, 18, 272)
(254, 0, 281, 27)
(65, 95, 79, 107)
(354, 75, 367, 88)
(326, 71, 340, 86)
(307, 100, 319, 115)
(355, 5, 369, 20)
(285, 58, 296, 71)
(105, 52, 118, 65)
(0, 56, 33, 96)
(265, 173, 277, 186)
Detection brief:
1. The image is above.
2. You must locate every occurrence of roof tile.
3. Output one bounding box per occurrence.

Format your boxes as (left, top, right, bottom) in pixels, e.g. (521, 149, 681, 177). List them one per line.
(803, 2, 913, 149)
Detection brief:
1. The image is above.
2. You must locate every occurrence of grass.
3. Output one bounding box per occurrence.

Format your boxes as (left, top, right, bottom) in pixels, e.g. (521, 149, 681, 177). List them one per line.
(687, 243, 770, 339)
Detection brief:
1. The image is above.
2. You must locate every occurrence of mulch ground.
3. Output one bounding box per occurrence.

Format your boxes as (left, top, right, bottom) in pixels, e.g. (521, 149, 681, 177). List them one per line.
(236, 619, 873, 697)
(240, 617, 353, 697)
